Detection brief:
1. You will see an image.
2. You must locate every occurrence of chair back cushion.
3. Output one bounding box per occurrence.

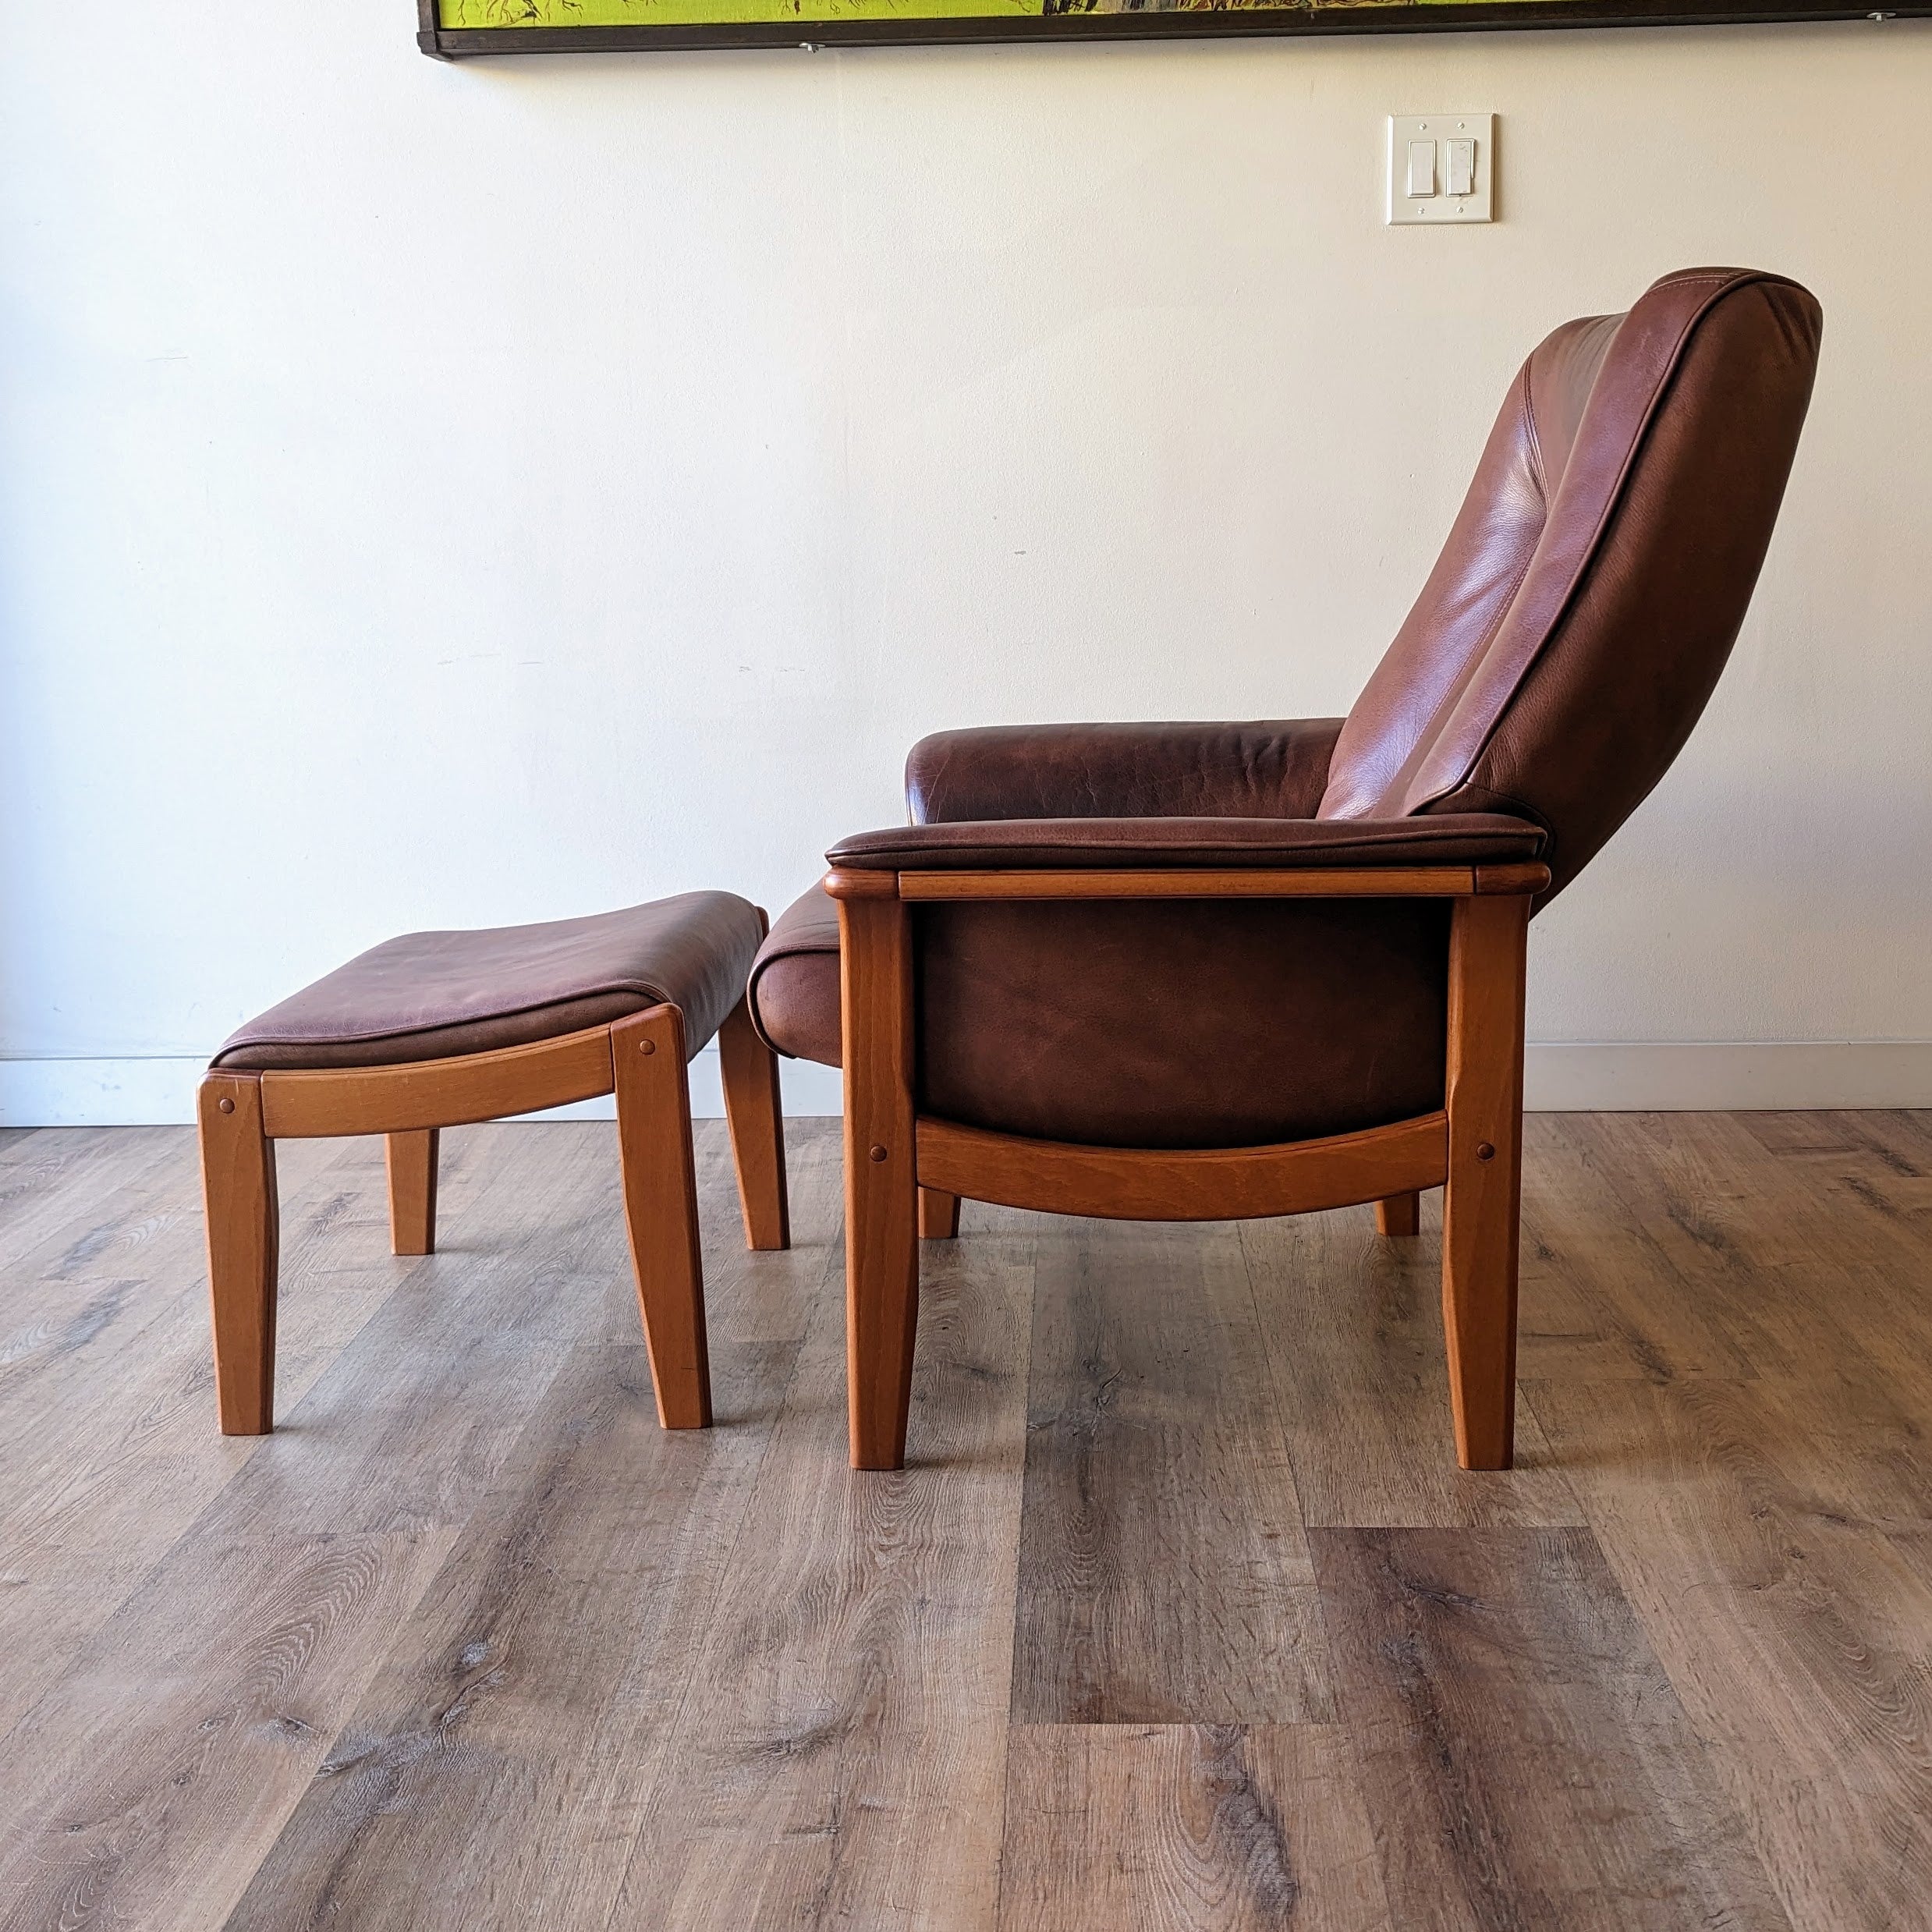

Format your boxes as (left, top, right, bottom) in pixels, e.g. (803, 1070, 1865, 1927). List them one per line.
(1317, 268, 1822, 899)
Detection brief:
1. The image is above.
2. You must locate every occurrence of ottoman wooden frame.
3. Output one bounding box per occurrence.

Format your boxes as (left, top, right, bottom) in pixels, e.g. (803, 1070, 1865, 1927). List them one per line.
(198, 994, 789, 1437)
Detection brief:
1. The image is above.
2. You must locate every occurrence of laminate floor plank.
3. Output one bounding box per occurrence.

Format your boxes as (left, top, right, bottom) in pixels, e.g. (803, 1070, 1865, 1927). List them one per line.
(190, 1123, 656, 1540)
(0, 1136, 406, 1740)
(0, 1134, 423, 1523)
(220, 1345, 767, 1930)
(1526, 1375, 1932, 1932)
(0, 1126, 187, 1280)
(1567, 1112, 1932, 1380)
(1240, 1206, 1583, 1530)
(1733, 1111, 1932, 1402)
(220, 1125, 842, 1931)
(1312, 1526, 1793, 1931)
(0, 1129, 557, 1757)
(1514, 1115, 1760, 1381)
(1013, 1216, 1334, 1723)
(598, 1165, 1031, 1931)
(0, 1131, 221, 1409)
(0, 1133, 398, 1473)
(0, 1526, 454, 1932)
(997, 1724, 1391, 1931)
(1740, 1106, 1932, 1193)
(2, 1113, 1929, 1929)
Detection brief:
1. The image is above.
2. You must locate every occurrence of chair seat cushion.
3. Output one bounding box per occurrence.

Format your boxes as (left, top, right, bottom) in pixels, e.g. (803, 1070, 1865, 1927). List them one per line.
(748, 884, 842, 1069)
(211, 892, 765, 1072)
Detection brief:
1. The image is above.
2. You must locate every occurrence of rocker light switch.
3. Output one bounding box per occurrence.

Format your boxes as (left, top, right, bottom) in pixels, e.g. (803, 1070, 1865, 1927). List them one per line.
(1388, 115, 1495, 225)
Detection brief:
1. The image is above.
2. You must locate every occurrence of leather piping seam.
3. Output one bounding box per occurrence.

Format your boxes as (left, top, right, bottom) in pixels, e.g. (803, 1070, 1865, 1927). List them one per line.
(1519, 359, 1551, 506)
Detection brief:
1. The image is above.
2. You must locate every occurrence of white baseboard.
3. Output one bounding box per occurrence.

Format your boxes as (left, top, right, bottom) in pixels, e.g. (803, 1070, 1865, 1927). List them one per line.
(0, 1055, 211, 1129)
(1522, 1040, 1932, 1111)
(1, 1043, 1924, 1129)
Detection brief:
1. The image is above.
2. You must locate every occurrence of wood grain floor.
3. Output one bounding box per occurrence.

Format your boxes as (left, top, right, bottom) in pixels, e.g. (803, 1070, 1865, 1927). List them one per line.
(1, 1111, 1928, 1930)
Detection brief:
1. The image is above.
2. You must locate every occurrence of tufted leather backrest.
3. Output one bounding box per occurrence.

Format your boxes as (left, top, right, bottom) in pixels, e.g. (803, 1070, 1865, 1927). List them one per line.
(1318, 268, 1822, 901)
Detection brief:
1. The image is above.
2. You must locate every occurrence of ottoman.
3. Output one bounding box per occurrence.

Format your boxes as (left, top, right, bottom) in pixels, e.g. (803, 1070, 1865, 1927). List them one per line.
(199, 892, 787, 1436)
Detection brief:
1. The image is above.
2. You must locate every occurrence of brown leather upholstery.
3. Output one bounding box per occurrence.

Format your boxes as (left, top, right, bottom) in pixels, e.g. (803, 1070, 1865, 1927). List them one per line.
(213, 892, 764, 1072)
(914, 895, 1455, 1150)
(906, 718, 1344, 824)
(750, 268, 1822, 1141)
(747, 884, 842, 1066)
(1320, 268, 1823, 900)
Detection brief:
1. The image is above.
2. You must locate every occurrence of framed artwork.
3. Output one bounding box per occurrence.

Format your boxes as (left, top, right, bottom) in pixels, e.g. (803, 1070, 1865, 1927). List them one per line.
(419, 0, 1922, 58)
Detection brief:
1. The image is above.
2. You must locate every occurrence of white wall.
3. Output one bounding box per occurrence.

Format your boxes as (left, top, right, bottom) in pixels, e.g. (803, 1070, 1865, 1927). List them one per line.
(2, 5, 1928, 1124)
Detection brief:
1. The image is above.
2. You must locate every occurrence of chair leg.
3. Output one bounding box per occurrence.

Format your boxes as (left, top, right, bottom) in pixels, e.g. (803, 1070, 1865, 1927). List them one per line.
(1441, 893, 1530, 1471)
(198, 1072, 280, 1435)
(385, 1129, 439, 1256)
(716, 994, 790, 1252)
(1374, 1191, 1421, 1238)
(835, 885, 920, 1470)
(613, 1005, 711, 1430)
(919, 1188, 962, 1240)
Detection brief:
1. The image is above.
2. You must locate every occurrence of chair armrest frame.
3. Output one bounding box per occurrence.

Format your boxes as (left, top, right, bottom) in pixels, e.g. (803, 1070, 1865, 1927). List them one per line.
(825, 861, 1551, 902)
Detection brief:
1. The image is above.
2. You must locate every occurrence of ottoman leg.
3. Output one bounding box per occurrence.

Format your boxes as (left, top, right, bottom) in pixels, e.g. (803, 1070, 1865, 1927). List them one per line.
(614, 1005, 711, 1430)
(717, 995, 790, 1253)
(198, 1072, 281, 1434)
(386, 1129, 439, 1256)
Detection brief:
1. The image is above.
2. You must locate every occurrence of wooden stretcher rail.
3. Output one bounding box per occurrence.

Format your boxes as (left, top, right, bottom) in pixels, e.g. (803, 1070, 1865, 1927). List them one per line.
(916, 1111, 1450, 1223)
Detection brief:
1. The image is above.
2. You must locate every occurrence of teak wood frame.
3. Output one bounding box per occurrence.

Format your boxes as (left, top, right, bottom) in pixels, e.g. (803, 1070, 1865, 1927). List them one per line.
(197, 994, 789, 1438)
(825, 860, 1544, 1473)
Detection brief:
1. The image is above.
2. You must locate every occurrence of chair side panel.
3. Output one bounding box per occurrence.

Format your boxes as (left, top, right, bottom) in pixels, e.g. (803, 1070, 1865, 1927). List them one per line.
(914, 897, 1451, 1150)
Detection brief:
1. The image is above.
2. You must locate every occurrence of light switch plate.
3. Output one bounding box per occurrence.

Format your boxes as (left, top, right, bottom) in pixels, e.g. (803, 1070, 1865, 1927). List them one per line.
(1388, 114, 1494, 225)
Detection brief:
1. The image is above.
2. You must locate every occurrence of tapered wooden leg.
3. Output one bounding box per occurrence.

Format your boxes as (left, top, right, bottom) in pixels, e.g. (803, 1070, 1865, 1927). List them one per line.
(385, 1129, 439, 1256)
(833, 881, 919, 1470)
(198, 1072, 280, 1435)
(1374, 1191, 1421, 1238)
(919, 1187, 962, 1241)
(1441, 892, 1530, 1471)
(613, 1005, 711, 1430)
(717, 993, 790, 1253)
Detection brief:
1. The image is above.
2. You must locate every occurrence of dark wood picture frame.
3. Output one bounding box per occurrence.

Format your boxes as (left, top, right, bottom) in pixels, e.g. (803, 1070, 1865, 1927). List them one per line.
(418, 0, 1920, 59)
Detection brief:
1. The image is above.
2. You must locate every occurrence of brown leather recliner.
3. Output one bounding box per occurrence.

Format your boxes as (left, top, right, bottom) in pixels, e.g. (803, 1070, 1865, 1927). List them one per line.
(750, 268, 1823, 1473)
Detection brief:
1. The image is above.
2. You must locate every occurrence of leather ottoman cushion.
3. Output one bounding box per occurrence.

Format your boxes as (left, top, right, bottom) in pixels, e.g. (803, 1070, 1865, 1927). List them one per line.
(211, 892, 765, 1072)
(747, 884, 842, 1068)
